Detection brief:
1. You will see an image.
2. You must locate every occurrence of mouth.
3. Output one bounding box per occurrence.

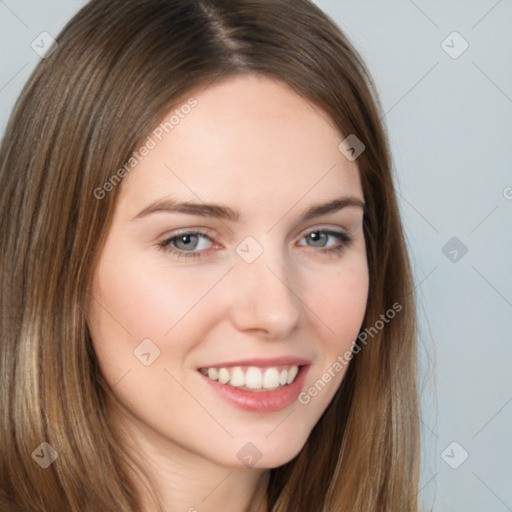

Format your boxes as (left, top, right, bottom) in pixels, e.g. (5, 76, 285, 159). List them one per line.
(197, 362, 311, 413)
(198, 364, 301, 392)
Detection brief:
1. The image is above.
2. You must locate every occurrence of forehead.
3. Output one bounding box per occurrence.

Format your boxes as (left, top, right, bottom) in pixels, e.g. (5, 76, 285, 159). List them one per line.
(117, 74, 363, 219)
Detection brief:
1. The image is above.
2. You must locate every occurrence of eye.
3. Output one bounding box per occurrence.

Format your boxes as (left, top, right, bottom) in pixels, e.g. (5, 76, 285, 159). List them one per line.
(298, 229, 352, 255)
(157, 230, 214, 259)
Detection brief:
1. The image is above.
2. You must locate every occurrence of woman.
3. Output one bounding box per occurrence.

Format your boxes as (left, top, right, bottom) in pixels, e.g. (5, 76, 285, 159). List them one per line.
(0, 0, 420, 510)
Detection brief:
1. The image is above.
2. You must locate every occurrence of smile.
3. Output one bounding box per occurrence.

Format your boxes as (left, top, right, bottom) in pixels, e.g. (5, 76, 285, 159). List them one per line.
(197, 362, 311, 413)
(199, 364, 300, 392)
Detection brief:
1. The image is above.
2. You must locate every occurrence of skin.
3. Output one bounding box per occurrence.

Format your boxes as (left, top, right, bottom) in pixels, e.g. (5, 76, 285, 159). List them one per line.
(87, 74, 369, 512)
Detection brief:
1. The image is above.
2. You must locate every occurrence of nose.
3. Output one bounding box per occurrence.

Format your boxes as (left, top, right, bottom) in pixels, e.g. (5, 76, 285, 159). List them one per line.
(224, 244, 303, 339)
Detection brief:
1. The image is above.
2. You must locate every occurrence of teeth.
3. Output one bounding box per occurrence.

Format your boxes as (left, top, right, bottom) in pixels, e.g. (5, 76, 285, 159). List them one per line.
(218, 368, 230, 385)
(263, 368, 280, 389)
(200, 365, 300, 391)
(245, 367, 263, 389)
(230, 367, 245, 387)
(287, 365, 299, 384)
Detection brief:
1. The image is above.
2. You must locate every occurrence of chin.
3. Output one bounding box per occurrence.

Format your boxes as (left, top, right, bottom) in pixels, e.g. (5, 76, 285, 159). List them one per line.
(220, 428, 311, 470)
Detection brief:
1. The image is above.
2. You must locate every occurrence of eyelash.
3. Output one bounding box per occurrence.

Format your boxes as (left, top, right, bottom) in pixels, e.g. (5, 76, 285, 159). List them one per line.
(157, 228, 353, 260)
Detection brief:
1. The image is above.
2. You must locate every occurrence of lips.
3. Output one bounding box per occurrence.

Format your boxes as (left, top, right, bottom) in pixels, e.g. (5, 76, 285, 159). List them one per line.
(196, 356, 312, 412)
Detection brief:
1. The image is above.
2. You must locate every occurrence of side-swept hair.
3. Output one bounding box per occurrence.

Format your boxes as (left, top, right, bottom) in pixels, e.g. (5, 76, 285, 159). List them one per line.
(0, 1, 419, 510)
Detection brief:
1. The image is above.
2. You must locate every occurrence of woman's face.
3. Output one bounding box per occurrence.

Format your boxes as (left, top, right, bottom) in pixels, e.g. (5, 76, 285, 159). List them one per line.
(88, 74, 369, 469)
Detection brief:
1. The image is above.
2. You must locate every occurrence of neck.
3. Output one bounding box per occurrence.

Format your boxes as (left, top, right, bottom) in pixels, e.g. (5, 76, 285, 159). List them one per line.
(113, 410, 270, 512)
(136, 451, 270, 512)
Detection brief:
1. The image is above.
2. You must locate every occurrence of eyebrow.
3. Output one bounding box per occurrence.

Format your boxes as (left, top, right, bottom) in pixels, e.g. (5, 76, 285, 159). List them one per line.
(132, 196, 365, 222)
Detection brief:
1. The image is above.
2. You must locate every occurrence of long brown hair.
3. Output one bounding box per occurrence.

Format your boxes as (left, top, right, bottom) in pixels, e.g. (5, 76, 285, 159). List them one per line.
(0, 0, 419, 510)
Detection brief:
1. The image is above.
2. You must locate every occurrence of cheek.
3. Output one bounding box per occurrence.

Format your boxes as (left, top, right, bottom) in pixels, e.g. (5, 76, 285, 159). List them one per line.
(296, 255, 368, 406)
(87, 247, 229, 382)
(307, 257, 369, 348)
(90, 246, 223, 338)
(293, 258, 368, 426)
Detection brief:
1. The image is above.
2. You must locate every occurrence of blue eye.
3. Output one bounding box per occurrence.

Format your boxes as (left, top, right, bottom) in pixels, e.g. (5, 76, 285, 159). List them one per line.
(157, 229, 352, 260)
(157, 231, 213, 259)
(299, 230, 352, 255)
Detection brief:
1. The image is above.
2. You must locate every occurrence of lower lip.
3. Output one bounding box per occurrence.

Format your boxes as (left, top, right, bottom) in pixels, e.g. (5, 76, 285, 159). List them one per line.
(198, 365, 310, 413)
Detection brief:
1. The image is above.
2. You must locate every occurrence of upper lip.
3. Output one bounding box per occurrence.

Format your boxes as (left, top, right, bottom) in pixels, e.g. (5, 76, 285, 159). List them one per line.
(198, 356, 312, 369)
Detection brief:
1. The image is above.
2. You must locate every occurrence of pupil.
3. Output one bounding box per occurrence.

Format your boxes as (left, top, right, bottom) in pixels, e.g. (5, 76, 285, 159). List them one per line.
(309, 232, 326, 247)
(177, 234, 197, 250)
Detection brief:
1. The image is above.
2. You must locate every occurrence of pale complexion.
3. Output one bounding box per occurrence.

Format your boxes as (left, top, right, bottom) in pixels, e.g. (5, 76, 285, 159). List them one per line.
(87, 74, 369, 512)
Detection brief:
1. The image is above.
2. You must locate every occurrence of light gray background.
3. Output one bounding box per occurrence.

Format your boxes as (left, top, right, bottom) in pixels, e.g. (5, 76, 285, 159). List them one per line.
(1, 1, 511, 511)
